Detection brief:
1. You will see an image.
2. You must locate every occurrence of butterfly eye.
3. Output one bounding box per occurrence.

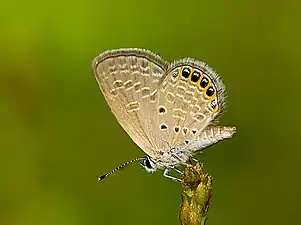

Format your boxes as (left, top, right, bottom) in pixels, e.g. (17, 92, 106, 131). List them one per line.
(200, 77, 209, 88)
(206, 86, 215, 97)
(191, 71, 201, 82)
(182, 67, 191, 78)
(145, 158, 152, 169)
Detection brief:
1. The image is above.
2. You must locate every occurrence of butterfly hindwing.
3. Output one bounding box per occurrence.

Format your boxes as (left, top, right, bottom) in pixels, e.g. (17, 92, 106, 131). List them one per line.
(152, 58, 227, 151)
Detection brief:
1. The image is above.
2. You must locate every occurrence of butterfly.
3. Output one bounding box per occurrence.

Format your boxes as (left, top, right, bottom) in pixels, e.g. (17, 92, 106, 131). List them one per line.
(92, 48, 236, 181)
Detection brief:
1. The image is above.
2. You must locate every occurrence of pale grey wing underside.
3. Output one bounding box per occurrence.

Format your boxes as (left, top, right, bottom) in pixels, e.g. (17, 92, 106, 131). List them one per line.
(180, 126, 236, 154)
(149, 58, 227, 152)
(93, 48, 230, 160)
(92, 49, 168, 158)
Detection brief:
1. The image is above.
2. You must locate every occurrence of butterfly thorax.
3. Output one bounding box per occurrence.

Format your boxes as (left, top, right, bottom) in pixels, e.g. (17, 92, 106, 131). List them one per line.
(159, 148, 192, 167)
(143, 147, 192, 173)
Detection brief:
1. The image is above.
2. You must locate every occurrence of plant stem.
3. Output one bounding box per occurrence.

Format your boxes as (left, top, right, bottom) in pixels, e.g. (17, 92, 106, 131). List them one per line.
(179, 163, 213, 225)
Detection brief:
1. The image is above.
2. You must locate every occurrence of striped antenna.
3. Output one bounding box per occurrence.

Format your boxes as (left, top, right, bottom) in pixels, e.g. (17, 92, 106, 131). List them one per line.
(98, 157, 145, 181)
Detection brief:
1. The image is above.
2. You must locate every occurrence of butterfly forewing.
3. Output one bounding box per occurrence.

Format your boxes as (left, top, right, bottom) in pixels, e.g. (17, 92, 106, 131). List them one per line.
(93, 49, 168, 158)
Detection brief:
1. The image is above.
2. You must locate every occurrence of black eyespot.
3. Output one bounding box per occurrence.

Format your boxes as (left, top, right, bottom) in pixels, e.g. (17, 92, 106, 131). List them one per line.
(211, 100, 217, 109)
(191, 71, 201, 82)
(206, 86, 215, 97)
(182, 67, 191, 78)
(158, 106, 166, 114)
(145, 158, 152, 169)
(160, 124, 168, 130)
(185, 140, 190, 145)
(191, 130, 197, 135)
(174, 127, 180, 133)
(182, 128, 188, 134)
(200, 77, 209, 88)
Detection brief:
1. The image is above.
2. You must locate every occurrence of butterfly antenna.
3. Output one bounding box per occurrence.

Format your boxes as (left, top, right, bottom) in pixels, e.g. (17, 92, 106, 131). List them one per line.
(98, 157, 145, 181)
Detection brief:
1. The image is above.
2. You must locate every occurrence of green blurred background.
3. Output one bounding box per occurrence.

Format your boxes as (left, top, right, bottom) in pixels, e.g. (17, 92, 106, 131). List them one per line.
(1, 0, 301, 225)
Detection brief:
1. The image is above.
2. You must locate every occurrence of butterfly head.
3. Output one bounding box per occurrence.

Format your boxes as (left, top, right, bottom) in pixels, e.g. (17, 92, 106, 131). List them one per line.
(141, 155, 157, 173)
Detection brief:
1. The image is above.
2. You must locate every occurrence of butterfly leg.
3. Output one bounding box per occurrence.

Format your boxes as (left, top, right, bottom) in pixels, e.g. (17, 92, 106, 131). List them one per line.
(187, 157, 199, 165)
(191, 157, 199, 163)
(173, 167, 184, 175)
(163, 168, 182, 182)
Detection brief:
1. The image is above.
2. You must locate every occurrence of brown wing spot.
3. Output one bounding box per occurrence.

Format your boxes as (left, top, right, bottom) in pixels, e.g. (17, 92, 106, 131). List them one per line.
(117, 56, 127, 69)
(150, 90, 157, 102)
(182, 127, 188, 135)
(141, 87, 150, 98)
(193, 113, 206, 123)
(126, 101, 140, 112)
(184, 90, 194, 103)
(139, 58, 150, 75)
(176, 85, 186, 97)
(110, 89, 117, 96)
(161, 80, 169, 91)
(166, 92, 175, 103)
(173, 108, 187, 116)
(152, 78, 160, 84)
(173, 110, 185, 121)
(124, 80, 134, 90)
(113, 80, 123, 88)
(191, 104, 201, 115)
(130, 56, 139, 71)
(134, 82, 141, 91)
(191, 97, 198, 105)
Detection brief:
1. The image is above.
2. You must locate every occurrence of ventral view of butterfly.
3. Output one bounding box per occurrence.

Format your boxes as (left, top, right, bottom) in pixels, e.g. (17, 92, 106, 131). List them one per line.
(92, 48, 236, 182)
